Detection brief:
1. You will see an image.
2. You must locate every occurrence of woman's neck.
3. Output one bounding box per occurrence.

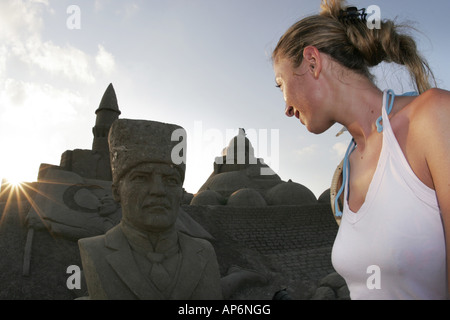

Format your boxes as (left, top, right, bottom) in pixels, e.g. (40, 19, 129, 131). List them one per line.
(331, 75, 383, 151)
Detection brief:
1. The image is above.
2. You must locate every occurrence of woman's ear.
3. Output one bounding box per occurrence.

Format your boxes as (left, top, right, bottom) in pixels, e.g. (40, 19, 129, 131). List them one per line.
(303, 46, 322, 78)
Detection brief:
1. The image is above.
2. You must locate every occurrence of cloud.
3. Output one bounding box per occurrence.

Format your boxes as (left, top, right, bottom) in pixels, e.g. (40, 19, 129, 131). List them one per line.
(96, 45, 116, 75)
(331, 142, 348, 160)
(24, 40, 96, 83)
(0, 45, 7, 80)
(123, 3, 139, 19)
(31, 0, 49, 5)
(0, 0, 45, 42)
(94, 0, 111, 12)
(0, 0, 118, 84)
(1, 79, 82, 122)
(0, 0, 124, 183)
(0, 80, 87, 182)
(296, 144, 319, 157)
(0, 0, 99, 83)
(94, 0, 138, 20)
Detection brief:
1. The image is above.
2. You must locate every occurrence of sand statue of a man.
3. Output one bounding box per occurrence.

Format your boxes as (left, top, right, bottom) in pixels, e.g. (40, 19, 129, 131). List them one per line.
(78, 119, 223, 299)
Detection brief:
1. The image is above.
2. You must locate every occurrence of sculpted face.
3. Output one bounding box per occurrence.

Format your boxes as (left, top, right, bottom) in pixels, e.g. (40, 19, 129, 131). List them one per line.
(114, 162, 183, 233)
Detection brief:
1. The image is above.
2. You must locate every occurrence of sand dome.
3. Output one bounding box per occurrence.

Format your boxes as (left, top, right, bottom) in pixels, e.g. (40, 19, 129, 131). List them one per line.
(190, 190, 226, 206)
(318, 189, 331, 204)
(226, 188, 267, 207)
(197, 171, 253, 197)
(222, 128, 255, 161)
(266, 180, 317, 206)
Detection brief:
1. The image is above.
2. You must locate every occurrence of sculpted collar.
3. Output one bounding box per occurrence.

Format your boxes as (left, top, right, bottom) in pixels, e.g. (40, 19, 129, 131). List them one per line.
(120, 221, 179, 260)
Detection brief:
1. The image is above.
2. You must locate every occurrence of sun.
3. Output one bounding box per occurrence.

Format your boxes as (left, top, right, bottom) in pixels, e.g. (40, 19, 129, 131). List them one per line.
(0, 177, 25, 199)
(5, 177, 24, 188)
(3, 172, 27, 188)
(1, 162, 37, 188)
(0, 175, 37, 228)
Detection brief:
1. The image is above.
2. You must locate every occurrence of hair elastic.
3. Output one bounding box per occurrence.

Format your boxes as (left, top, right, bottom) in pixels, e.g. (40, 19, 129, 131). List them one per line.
(338, 6, 367, 23)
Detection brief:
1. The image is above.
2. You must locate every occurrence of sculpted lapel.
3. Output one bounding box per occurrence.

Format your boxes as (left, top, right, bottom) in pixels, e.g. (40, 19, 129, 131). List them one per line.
(169, 232, 208, 299)
(103, 226, 211, 300)
(104, 226, 165, 299)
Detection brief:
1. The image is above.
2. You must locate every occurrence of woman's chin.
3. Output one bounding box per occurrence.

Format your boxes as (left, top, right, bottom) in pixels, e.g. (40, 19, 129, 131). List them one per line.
(304, 121, 330, 135)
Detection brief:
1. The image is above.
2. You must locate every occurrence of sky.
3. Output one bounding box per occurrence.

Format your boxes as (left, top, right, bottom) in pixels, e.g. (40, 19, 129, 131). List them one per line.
(0, 0, 449, 198)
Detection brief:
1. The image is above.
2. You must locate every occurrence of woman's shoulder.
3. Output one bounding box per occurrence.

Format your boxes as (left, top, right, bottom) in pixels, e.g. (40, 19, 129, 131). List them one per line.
(420, 87, 450, 103)
(406, 88, 450, 126)
(402, 88, 450, 161)
(390, 88, 450, 190)
(417, 88, 450, 109)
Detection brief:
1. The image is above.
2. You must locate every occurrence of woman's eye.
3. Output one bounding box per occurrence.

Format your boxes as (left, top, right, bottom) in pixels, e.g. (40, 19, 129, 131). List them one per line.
(275, 83, 283, 92)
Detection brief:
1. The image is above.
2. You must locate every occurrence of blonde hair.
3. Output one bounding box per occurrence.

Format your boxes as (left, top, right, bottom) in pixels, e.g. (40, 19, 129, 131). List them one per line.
(272, 0, 435, 93)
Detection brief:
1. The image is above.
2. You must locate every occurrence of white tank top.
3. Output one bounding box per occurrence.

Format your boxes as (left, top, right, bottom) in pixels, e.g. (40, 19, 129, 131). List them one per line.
(332, 90, 448, 300)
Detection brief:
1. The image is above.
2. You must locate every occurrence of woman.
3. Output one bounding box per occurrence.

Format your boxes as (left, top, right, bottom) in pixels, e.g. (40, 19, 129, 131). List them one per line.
(272, 0, 449, 299)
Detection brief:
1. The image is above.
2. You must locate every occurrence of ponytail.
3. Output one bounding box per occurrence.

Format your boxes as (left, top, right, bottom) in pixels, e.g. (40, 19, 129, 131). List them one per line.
(273, 0, 435, 93)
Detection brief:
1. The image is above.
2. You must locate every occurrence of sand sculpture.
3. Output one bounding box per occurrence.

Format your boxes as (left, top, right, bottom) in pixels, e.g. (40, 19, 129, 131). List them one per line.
(0, 84, 345, 300)
(78, 119, 223, 299)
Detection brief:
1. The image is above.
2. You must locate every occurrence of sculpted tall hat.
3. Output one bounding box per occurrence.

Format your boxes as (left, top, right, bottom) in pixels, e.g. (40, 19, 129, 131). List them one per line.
(108, 119, 187, 184)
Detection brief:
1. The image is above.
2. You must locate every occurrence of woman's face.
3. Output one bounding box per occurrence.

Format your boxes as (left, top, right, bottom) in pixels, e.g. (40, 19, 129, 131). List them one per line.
(273, 57, 334, 134)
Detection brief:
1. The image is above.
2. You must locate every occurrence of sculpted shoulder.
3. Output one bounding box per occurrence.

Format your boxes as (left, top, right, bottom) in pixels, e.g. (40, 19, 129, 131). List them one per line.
(78, 234, 106, 253)
(78, 226, 120, 257)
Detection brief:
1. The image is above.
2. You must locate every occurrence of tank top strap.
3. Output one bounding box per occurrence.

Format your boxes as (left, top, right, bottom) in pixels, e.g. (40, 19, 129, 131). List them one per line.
(376, 90, 418, 133)
(334, 138, 356, 217)
(334, 89, 419, 217)
(377, 90, 438, 208)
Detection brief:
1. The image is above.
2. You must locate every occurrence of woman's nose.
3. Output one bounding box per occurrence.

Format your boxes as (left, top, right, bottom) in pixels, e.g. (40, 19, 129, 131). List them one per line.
(285, 106, 294, 117)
